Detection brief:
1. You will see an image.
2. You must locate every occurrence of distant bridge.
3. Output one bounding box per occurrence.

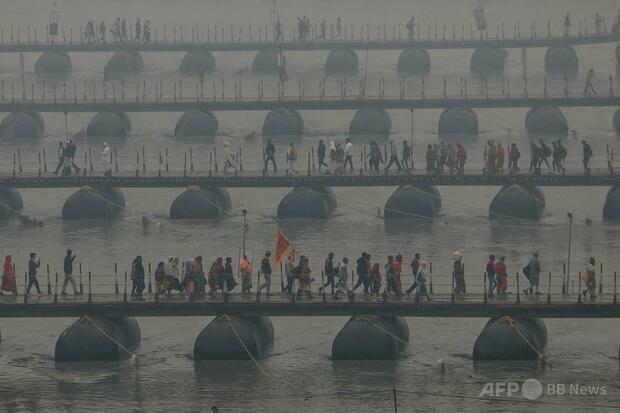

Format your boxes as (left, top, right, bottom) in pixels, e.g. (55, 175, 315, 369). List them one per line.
(0, 31, 617, 53)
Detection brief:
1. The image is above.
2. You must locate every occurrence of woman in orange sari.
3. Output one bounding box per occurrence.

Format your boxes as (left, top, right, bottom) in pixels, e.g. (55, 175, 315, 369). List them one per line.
(393, 254, 404, 295)
(1, 255, 17, 294)
(297, 257, 313, 300)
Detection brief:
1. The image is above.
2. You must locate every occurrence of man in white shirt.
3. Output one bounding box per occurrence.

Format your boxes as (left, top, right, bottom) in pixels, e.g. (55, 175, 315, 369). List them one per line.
(343, 138, 353, 171)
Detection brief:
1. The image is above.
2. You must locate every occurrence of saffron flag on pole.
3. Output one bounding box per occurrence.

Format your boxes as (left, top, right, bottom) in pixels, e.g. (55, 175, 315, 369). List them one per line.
(274, 229, 293, 265)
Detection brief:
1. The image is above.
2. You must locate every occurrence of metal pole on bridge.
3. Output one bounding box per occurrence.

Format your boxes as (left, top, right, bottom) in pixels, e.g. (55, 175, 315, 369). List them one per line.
(46, 263, 51, 295)
(124, 271, 128, 303)
(54, 273, 58, 304)
(242, 209, 248, 256)
(410, 109, 414, 169)
(567, 212, 573, 296)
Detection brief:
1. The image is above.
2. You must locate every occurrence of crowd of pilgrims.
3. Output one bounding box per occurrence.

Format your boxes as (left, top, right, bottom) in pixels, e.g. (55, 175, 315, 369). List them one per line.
(0, 251, 599, 302)
(124, 251, 462, 302)
(82, 17, 152, 44)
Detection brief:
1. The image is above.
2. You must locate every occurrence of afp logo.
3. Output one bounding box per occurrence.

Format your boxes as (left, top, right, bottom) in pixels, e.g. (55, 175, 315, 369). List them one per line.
(479, 379, 543, 400)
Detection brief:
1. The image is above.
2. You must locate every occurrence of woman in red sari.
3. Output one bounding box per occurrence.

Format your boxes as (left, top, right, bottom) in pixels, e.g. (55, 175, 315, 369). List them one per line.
(1, 255, 17, 294)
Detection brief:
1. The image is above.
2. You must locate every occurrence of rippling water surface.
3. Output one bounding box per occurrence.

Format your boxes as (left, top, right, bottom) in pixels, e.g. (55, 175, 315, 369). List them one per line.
(1, 0, 620, 411)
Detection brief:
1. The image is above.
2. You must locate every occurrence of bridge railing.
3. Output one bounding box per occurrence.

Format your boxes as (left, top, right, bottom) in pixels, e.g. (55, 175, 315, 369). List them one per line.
(0, 74, 616, 106)
(1, 142, 618, 180)
(3, 260, 617, 306)
(0, 15, 616, 47)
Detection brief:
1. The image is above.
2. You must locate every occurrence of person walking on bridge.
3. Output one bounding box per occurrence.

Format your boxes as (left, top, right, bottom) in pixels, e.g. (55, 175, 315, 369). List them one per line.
(414, 261, 431, 303)
(284, 253, 295, 293)
(61, 249, 78, 295)
(275, 18, 283, 42)
(385, 140, 402, 172)
(319, 252, 336, 294)
(529, 141, 541, 173)
(595, 13, 603, 35)
(102, 141, 112, 175)
(121, 19, 128, 42)
(486, 139, 497, 174)
(614, 10, 620, 34)
(297, 256, 313, 300)
(368, 141, 382, 172)
(335, 257, 352, 299)
(538, 139, 552, 171)
(264, 138, 277, 173)
(394, 254, 404, 295)
(496, 142, 505, 173)
(523, 253, 541, 295)
(452, 251, 465, 295)
(583, 68, 596, 96)
(143, 20, 151, 42)
(131, 256, 145, 300)
(582, 257, 597, 299)
(508, 143, 521, 174)
(317, 140, 327, 171)
(369, 260, 381, 295)
(336, 17, 342, 40)
(287, 142, 298, 175)
(64, 139, 81, 174)
(343, 138, 354, 171)
(582, 139, 593, 171)
(134, 19, 142, 42)
(53, 141, 66, 175)
(240, 254, 253, 294)
(25, 253, 42, 295)
(405, 253, 421, 296)
(402, 141, 412, 171)
(98, 21, 106, 43)
(438, 141, 447, 173)
(563, 12, 571, 37)
(456, 144, 467, 174)
(1, 255, 17, 295)
(207, 257, 223, 295)
(353, 253, 370, 296)
(557, 140, 567, 171)
(495, 256, 508, 294)
(258, 251, 272, 296)
(406, 16, 416, 39)
(222, 257, 237, 293)
(447, 143, 456, 173)
(486, 255, 497, 297)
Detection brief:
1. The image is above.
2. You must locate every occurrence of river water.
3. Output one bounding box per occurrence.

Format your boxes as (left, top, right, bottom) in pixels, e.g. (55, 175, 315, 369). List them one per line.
(1, 0, 620, 411)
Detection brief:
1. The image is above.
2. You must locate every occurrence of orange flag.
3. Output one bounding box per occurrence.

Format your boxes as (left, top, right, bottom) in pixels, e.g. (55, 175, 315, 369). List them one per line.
(274, 229, 294, 265)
